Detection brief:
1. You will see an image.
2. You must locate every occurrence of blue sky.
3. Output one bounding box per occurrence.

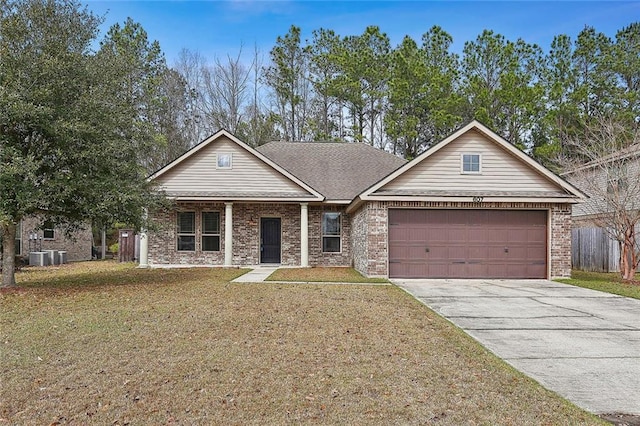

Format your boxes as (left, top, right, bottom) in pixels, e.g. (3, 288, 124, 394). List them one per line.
(85, 1, 639, 66)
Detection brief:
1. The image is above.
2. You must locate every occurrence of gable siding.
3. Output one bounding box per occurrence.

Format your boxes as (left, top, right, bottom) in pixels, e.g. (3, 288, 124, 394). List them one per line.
(155, 137, 311, 196)
(378, 130, 560, 193)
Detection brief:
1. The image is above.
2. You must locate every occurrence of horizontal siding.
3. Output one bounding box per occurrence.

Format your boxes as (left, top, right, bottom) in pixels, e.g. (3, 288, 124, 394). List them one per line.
(570, 156, 640, 218)
(379, 130, 560, 193)
(156, 137, 310, 195)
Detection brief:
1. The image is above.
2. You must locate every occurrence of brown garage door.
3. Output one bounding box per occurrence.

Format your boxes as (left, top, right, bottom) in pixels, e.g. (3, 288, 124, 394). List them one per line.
(389, 209, 547, 279)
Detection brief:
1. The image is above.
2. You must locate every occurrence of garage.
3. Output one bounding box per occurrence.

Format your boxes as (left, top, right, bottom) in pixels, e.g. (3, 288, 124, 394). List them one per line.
(388, 209, 547, 279)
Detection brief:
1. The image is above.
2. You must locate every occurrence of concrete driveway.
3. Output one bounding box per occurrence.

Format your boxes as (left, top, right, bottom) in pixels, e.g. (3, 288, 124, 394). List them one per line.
(393, 279, 640, 416)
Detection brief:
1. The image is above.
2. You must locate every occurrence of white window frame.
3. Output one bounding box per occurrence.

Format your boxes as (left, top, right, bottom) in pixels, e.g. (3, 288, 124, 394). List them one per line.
(177, 211, 196, 252)
(321, 212, 342, 253)
(216, 153, 233, 169)
(201, 211, 221, 252)
(461, 153, 482, 174)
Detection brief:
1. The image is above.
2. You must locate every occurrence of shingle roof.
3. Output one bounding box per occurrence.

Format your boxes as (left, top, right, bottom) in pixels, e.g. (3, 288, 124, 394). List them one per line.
(257, 142, 407, 201)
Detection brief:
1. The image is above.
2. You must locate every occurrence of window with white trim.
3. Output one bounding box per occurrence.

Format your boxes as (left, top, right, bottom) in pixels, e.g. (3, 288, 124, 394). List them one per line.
(217, 153, 232, 169)
(177, 212, 196, 251)
(202, 211, 220, 251)
(322, 212, 341, 253)
(461, 153, 481, 174)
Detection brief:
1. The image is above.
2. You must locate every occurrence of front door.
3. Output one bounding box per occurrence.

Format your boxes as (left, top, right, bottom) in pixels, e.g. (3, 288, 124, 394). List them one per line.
(260, 217, 281, 263)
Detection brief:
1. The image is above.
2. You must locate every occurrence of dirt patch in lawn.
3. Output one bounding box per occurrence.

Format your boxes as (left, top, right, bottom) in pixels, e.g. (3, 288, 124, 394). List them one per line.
(1, 262, 604, 425)
(266, 267, 389, 283)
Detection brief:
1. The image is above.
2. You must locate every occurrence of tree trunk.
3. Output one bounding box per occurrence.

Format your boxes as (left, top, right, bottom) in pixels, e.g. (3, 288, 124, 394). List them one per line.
(620, 227, 637, 281)
(1, 221, 17, 288)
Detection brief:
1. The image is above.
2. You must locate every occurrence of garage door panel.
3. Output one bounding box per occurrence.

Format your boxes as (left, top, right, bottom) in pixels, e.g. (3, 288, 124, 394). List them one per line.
(487, 229, 510, 242)
(448, 228, 468, 241)
(467, 228, 488, 242)
(389, 209, 547, 279)
(446, 263, 465, 277)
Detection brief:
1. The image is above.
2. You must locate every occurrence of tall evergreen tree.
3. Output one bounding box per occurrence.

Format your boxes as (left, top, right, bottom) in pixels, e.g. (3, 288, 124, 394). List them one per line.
(461, 30, 544, 149)
(263, 25, 313, 141)
(98, 17, 168, 173)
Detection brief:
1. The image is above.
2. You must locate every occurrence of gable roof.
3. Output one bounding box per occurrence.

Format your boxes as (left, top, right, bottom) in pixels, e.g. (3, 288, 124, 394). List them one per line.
(257, 142, 407, 202)
(148, 130, 324, 202)
(348, 120, 586, 211)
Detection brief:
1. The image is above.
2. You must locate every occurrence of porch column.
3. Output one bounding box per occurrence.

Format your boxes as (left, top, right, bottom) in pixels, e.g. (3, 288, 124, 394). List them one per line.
(138, 209, 149, 268)
(224, 202, 233, 266)
(300, 203, 309, 267)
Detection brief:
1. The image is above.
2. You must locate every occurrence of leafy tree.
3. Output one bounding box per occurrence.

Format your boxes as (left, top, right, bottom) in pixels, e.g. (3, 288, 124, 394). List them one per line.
(0, 0, 162, 287)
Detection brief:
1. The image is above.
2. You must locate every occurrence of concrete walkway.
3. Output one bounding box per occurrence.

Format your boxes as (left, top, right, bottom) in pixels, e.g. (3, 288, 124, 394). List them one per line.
(231, 266, 279, 283)
(394, 279, 640, 416)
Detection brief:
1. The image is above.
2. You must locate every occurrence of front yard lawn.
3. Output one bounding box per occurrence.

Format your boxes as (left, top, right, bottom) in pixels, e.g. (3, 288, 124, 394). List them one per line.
(1, 262, 603, 424)
(266, 267, 389, 283)
(557, 270, 640, 300)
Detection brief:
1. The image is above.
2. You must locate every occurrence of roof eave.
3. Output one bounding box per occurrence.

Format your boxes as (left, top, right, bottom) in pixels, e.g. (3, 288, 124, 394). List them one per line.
(360, 195, 583, 204)
(168, 195, 324, 203)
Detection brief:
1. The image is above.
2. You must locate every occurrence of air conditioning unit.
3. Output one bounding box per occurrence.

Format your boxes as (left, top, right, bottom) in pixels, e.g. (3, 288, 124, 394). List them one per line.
(45, 250, 59, 265)
(58, 251, 68, 264)
(29, 252, 49, 266)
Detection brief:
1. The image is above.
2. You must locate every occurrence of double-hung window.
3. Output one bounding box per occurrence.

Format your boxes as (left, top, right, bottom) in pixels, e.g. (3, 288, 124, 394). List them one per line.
(322, 212, 341, 253)
(202, 212, 220, 251)
(177, 212, 196, 251)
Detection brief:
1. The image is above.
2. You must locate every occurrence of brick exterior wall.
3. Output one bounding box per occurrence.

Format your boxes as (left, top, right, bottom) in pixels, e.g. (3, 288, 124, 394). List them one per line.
(350, 201, 573, 279)
(549, 204, 573, 278)
(350, 205, 368, 274)
(308, 206, 352, 267)
(148, 201, 573, 278)
(148, 202, 226, 265)
(16, 216, 92, 261)
(148, 203, 352, 267)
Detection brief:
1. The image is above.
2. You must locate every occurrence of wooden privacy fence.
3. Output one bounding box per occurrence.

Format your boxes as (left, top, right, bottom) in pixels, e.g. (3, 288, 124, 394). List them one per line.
(571, 227, 640, 273)
(572, 228, 620, 272)
(118, 229, 136, 263)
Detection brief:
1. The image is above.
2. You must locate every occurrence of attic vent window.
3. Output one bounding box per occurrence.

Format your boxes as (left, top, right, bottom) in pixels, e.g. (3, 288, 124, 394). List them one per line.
(461, 153, 481, 174)
(217, 153, 232, 169)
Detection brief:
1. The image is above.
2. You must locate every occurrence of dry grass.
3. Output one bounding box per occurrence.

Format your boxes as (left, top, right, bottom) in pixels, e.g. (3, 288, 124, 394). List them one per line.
(1, 262, 604, 425)
(266, 267, 389, 283)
